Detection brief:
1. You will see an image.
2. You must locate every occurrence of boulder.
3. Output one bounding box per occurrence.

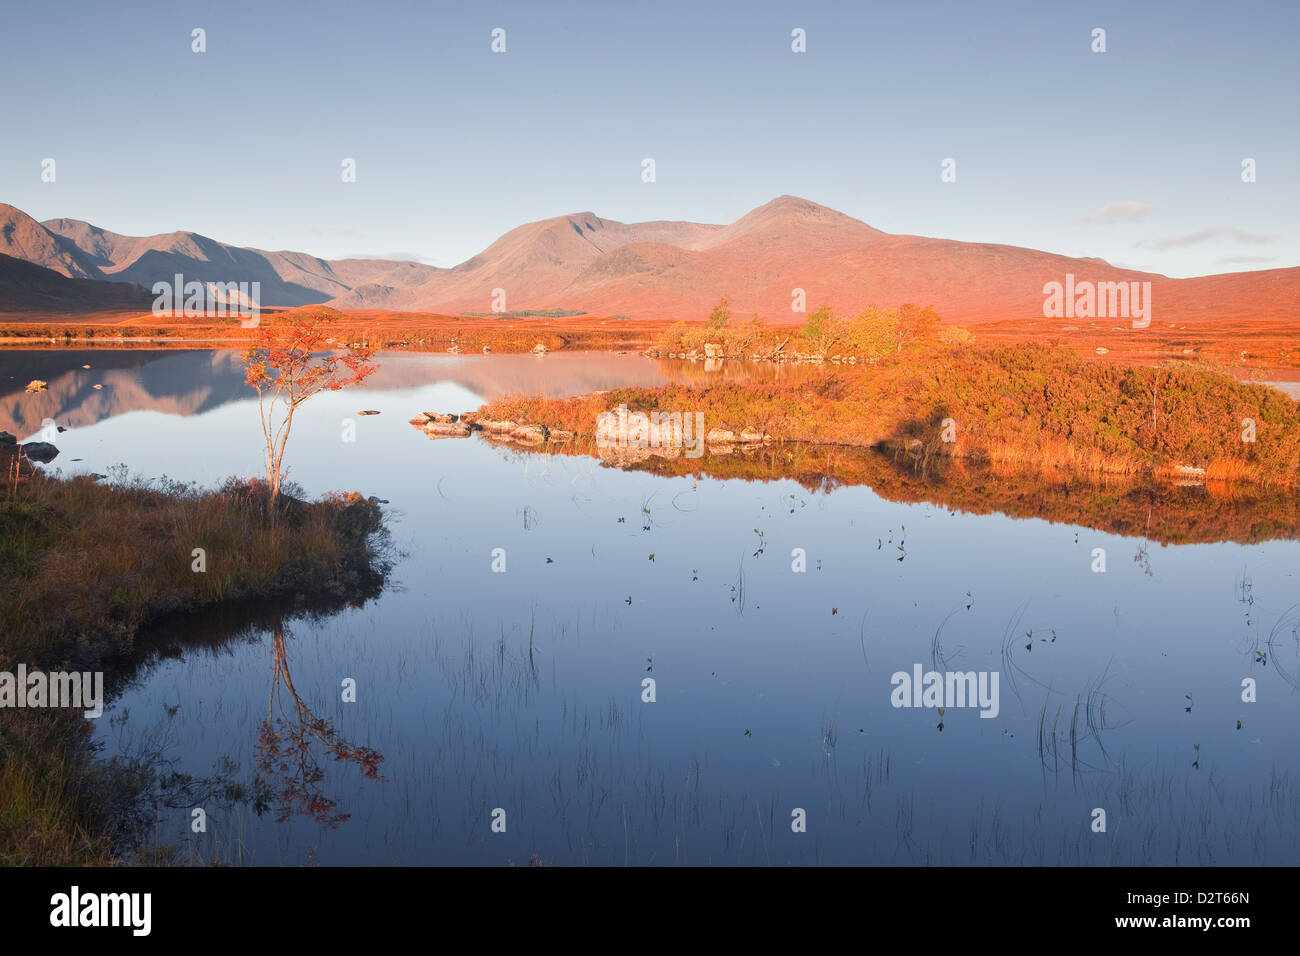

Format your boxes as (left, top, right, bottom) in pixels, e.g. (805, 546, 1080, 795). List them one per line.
(703, 343, 723, 359)
(532, 343, 549, 354)
(357, 410, 381, 416)
(706, 428, 737, 444)
(25, 380, 47, 392)
(424, 421, 471, 438)
(511, 424, 548, 442)
(547, 429, 574, 442)
(20, 441, 59, 463)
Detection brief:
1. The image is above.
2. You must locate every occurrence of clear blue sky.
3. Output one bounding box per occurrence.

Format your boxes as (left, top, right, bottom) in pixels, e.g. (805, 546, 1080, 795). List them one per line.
(2, 0, 1295, 277)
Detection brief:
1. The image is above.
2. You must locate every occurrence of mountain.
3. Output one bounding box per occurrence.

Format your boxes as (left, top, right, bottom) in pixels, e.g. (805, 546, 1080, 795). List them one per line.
(3, 198, 1297, 325)
(39, 214, 449, 308)
(0, 203, 448, 309)
(329, 212, 723, 312)
(356, 195, 1299, 326)
(0, 253, 153, 313)
(0, 204, 103, 279)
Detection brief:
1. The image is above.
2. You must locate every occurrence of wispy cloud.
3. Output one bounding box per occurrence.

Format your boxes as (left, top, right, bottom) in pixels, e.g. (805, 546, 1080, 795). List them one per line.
(341, 251, 436, 263)
(1077, 201, 1154, 224)
(1137, 227, 1273, 250)
(1218, 255, 1277, 265)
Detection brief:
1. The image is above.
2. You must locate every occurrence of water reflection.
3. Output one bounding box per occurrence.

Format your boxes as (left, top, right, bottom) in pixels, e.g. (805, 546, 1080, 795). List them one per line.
(258, 617, 385, 828)
(0, 348, 805, 438)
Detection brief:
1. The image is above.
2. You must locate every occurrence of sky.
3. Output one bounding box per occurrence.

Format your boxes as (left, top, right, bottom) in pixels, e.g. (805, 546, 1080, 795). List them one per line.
(1, 0, 1296, 277)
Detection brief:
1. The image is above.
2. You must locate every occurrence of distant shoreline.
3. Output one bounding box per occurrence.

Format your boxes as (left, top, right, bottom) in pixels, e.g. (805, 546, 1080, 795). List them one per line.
(1, 309, 1299, 374)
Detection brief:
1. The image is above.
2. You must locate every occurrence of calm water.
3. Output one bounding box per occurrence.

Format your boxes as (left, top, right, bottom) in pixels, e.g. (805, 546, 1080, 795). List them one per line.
(6, 349, 1300, 865)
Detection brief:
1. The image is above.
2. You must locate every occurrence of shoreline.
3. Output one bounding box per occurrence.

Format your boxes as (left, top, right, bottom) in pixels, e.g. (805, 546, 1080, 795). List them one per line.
(1, 307, 1299, 376)
(0, 451, 392, 865)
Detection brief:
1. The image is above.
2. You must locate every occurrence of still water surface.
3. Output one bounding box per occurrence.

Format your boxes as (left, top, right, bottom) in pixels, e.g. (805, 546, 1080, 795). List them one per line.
(5, 349, 1298, 865)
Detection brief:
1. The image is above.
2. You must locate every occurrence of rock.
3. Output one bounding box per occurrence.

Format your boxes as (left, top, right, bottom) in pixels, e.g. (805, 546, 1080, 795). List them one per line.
(20, 441, 59, 463)
(428, 413, 458, 423)
(92, 384, 103, 390)
(532, 343, 548, 354)
(511, 424, 548, 442)
(1095, 347, 1110, 355)
(25, 380, 47, 392)
(0, 431, 15, 447)
(357, 410, 381, 416)
(482, 419, 518, 434)
(738, 429, 770, 443)
(424, 421, 471, 438)
(409, 413, 432, 425)
(703, 343, 723, 359)
(547, 429, 574, 442)
(482, 346, 491, 353)
(706, 428, 737, 444)
(447, 344, 461, 353)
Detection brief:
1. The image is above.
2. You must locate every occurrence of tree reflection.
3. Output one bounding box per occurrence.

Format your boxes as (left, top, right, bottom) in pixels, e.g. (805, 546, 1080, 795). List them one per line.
(256, 617, 384, 828)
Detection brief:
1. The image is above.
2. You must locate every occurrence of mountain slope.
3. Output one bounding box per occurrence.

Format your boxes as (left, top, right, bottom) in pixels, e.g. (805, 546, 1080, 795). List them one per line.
(0, 205, 104, 279)
(327, 196, 1300, 325)
(39, 216, 449, 308)
(0, 253, 152, 313)
(4, 198, 1297, 326)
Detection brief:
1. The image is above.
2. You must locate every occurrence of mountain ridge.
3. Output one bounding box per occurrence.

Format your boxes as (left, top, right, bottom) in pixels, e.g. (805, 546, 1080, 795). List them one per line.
(1, 198, 1295, 326)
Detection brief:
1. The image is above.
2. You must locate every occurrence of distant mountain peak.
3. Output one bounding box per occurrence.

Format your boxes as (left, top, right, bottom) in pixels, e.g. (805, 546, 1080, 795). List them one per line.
(1, 199, 1294, 327)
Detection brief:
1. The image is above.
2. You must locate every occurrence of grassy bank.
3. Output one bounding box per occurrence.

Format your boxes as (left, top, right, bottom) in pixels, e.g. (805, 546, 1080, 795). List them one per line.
(0, 452, 390, 864)
(475, 344, 1300, 488)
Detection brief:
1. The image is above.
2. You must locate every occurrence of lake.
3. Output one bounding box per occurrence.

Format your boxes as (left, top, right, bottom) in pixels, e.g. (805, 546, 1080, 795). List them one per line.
(5, 348, 1299, 865)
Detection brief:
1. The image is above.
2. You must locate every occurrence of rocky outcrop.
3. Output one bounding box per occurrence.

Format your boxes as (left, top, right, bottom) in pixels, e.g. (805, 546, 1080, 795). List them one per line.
(409, 411, 574, 446)
(424, 421, 472, 438)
